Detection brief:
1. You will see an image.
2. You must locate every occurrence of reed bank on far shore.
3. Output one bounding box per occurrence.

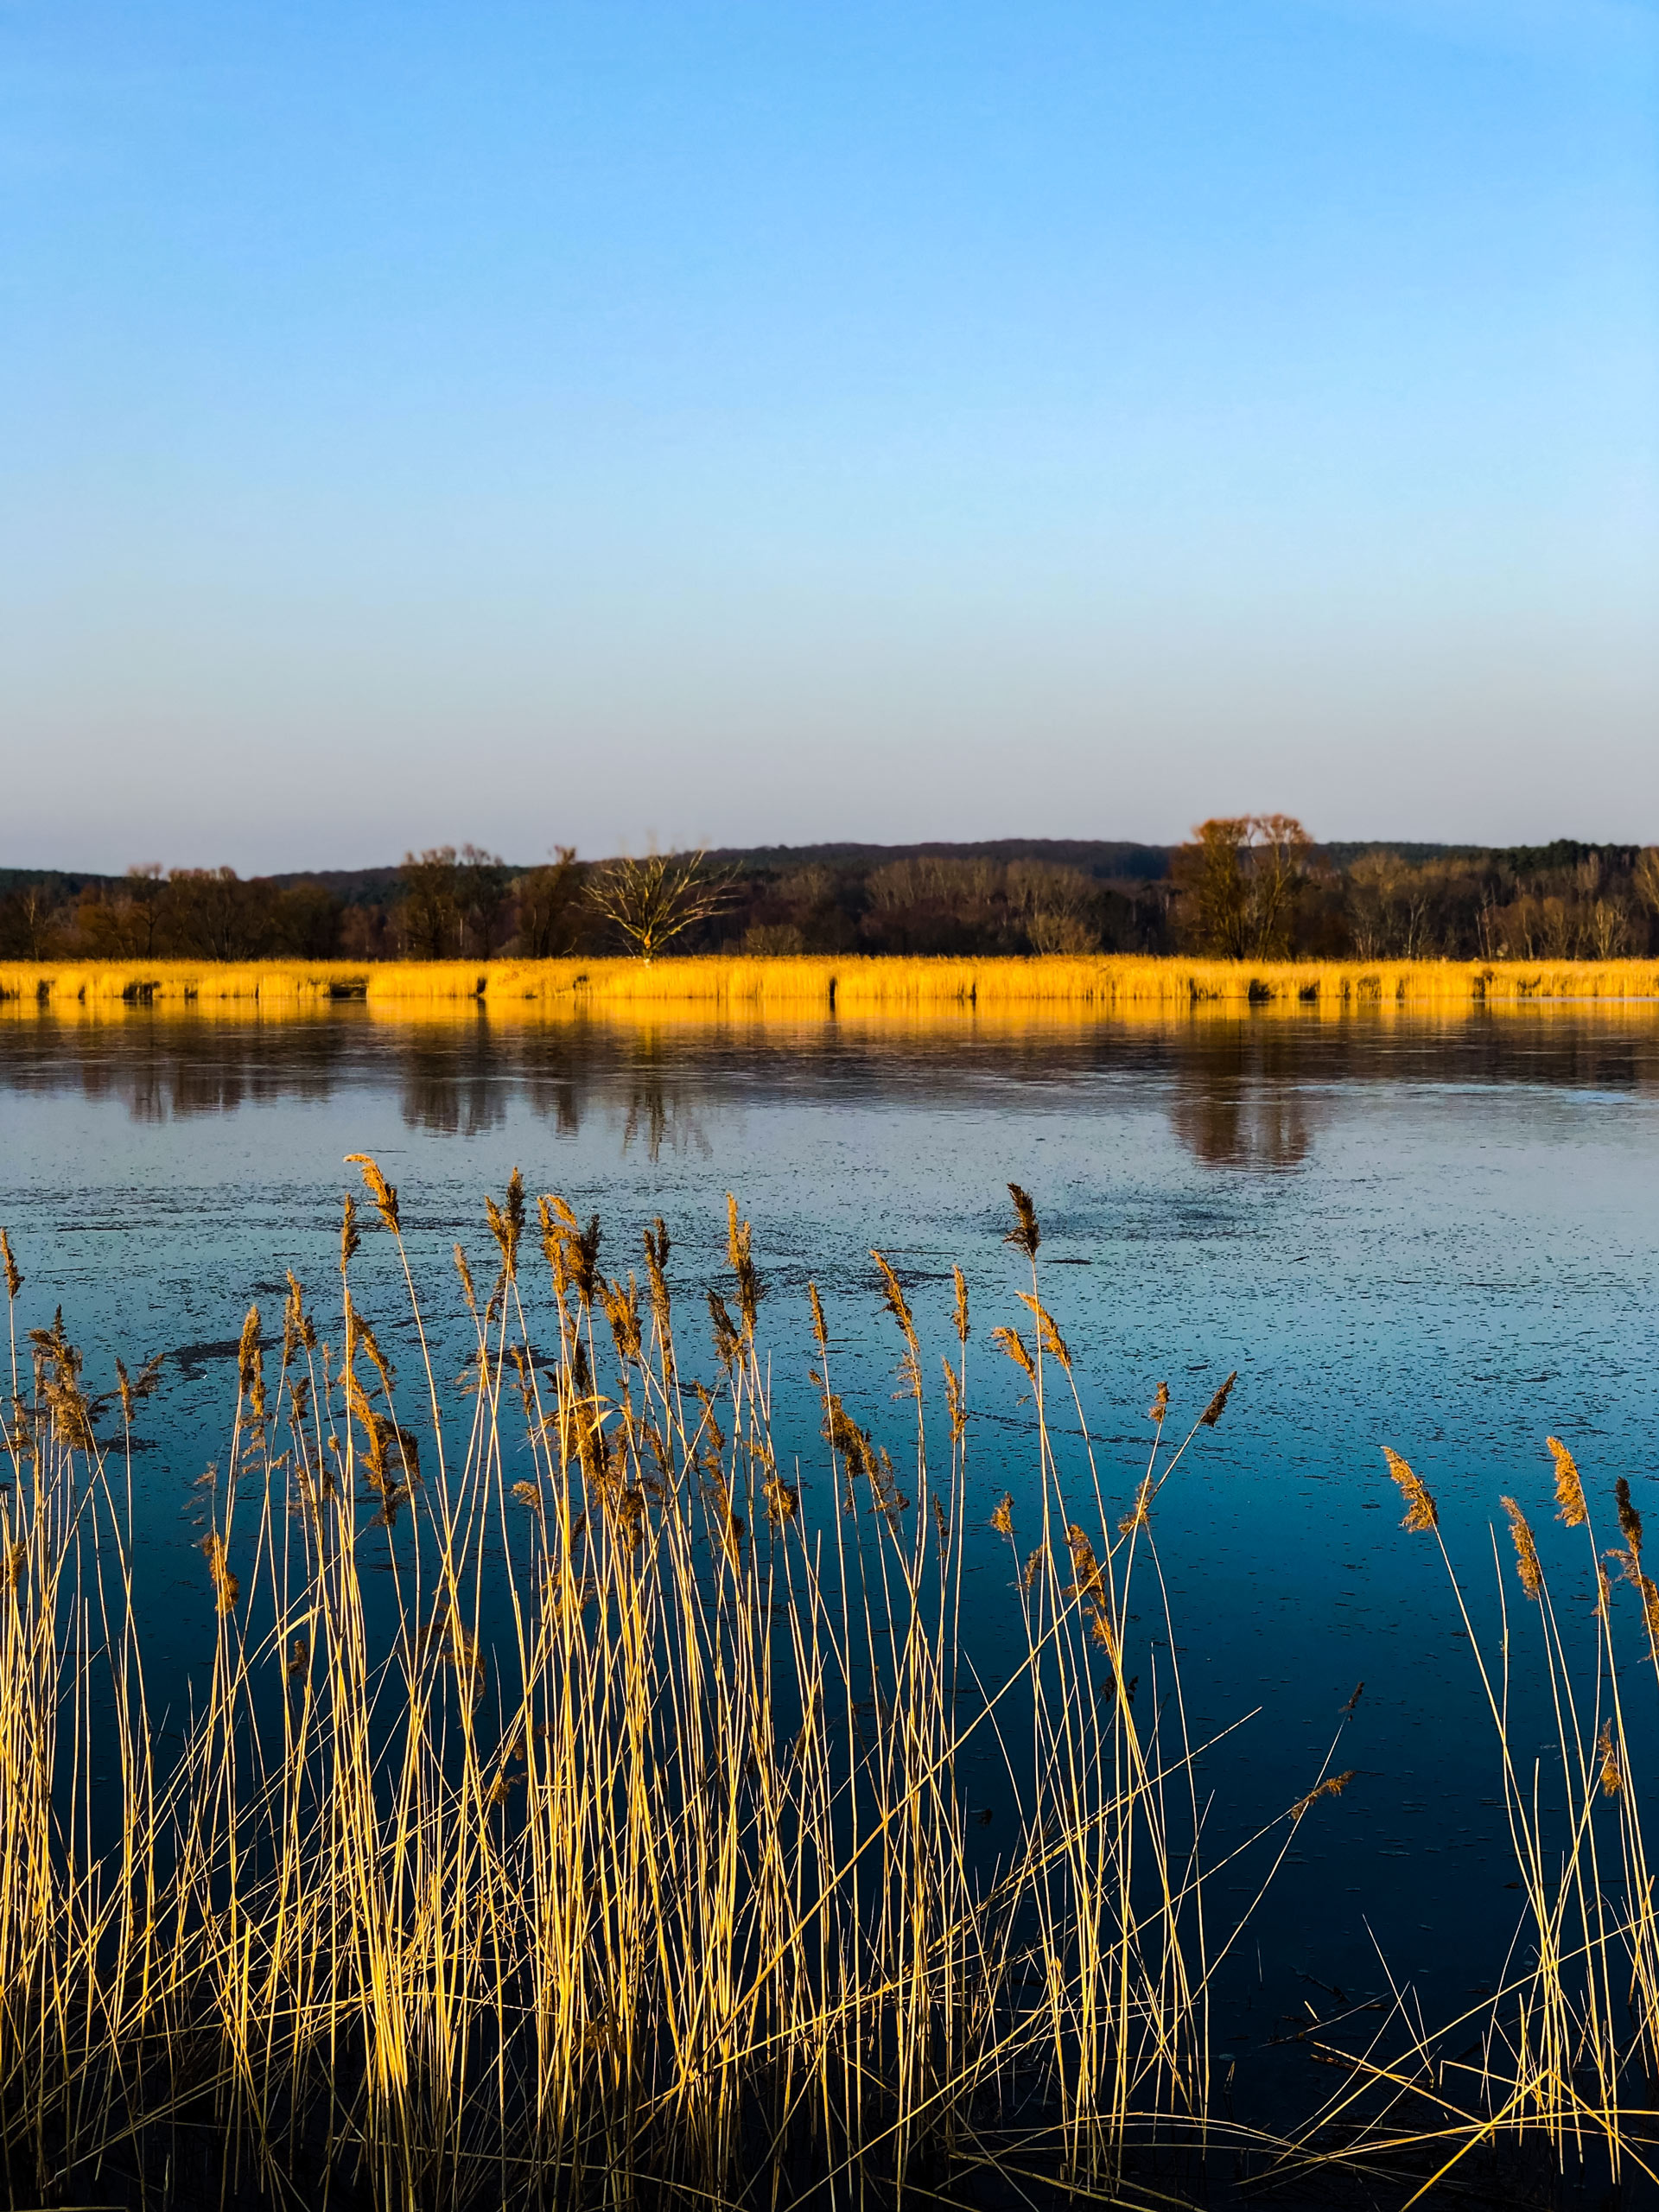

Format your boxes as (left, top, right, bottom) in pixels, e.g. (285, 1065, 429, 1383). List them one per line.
(3, 952, 1659, 1020)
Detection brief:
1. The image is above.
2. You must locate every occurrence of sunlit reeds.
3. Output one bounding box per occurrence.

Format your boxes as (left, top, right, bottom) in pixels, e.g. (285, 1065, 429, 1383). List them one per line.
(2, 1180, 1655, 2206)
(1268, 1442, 1659, 2202)
(0, 1177, 1277, 2208)
(4, 952, 1659, 1019)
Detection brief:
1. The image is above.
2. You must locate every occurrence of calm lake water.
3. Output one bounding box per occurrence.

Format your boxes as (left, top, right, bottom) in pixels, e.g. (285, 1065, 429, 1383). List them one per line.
(3, 1002, 1657, 2090)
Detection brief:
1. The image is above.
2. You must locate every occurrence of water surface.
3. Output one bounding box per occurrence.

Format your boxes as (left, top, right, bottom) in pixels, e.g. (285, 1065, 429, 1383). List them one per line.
(3, 1001, 1657, 2084)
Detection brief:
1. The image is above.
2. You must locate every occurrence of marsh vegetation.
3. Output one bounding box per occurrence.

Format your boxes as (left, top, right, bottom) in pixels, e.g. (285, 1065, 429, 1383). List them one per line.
(1, 1176, 1655, 2209)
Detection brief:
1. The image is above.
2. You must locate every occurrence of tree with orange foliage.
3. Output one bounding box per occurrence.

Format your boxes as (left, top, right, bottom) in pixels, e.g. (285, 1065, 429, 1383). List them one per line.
(1171, 815, 1315, 958)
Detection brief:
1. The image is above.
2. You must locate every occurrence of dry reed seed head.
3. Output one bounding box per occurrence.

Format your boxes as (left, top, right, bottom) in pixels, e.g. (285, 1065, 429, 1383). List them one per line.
(1065, 1522, 1106, 1599)
(989, 1325, 1036, 1382)
(1289, 1770, 1357, 1820)
(340, 1192, 361, 1274)
(952, 1263, 969, 1344)
(199, 1529, 239, 1615)
(1147, 1380, 1169, 1425)
(991, 1491, 1014, 1536)
(486, 1168, 527, 1277)
(502, 1341, 537, 1416)
(1598, 1719, 1624, 1798)
(871, 1250, 918, 1349)
(4, 1537, 25, 1589)
(879, 1443, 909, 1517)
(0, 1228, 21, 1302)
(237, 1304, 266, 1420)
(452, 1241, 478, 1313)
(1546, 1435, 1586, 1527)
(1015, 1290, 1071, 1371)
(601, 1275, 643, 1366)
(1005, 1182, 1042, 1262)
(1382, 1445, 1439, 1532)
(642, 1218, 673, 1337)
(1616, 1477, 1643, 1557)
(1639, 1569, 1659, 1657)
(707, 1288, 743, 1367)
(1118, 1477, 1153, 1537)
(940, 1357, 967, 1444)
(725, 1193, 766, 1330)
(1021, 1542, 1047, 1592)
(763, 1476, 799, 1527)
(29, 1306, 80, 1388)
(1199, 1370, 1238, 1427)
(344, 1153, 400, 1235)
(1501, 1497, 1544, 1600)
(807, 1280, 829, 1354)
(41, 1356, 96, 1453)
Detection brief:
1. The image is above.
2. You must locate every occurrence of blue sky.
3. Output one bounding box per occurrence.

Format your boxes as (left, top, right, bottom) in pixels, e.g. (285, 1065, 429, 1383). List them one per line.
(3, 0, 1655, 869)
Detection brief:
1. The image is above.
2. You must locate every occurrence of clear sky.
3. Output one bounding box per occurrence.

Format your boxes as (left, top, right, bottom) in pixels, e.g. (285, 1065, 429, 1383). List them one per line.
(3, 0, 1656, 872)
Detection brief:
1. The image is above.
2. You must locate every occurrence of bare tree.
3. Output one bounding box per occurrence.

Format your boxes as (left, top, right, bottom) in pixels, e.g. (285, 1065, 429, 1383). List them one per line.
(587, 849, 734, 961)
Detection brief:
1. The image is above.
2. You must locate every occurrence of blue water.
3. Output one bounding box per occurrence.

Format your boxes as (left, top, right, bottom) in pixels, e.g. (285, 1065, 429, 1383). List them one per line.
(3, 1004, 1656, 2089)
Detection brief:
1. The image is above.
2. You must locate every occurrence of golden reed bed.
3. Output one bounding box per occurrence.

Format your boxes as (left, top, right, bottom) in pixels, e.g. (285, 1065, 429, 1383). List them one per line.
(3, 952, 1659, 1022)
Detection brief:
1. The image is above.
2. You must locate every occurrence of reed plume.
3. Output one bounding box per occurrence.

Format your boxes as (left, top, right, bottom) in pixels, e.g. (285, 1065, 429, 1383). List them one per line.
(1547, 1433, 1586, 1526)
(1501, 1496, 1543, 1599)
(988, 1324, 1036, 1382)
(1382, 1444, 1438, 1531)
(1289, 1770, 1356, 1819)
(345, 1151, 401, 1234)
(1199, 1370, 1237, 1426)
(1004, 1181, 1041, 1260)
(199, 1527, 239, 1613)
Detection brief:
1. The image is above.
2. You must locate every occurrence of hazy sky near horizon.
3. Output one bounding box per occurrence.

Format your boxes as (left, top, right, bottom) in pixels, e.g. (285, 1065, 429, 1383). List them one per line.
(3, 0, 1656, 873)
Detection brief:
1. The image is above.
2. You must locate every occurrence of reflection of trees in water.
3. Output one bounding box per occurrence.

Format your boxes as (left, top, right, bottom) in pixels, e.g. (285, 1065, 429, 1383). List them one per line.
(1167, 1029, 1313, 1171)
(8, 1008, 1659, 1150)
(398, 1034, 509, 1138)
(619, 1048, 711, 1165)
(2, 1018, 348, 1122)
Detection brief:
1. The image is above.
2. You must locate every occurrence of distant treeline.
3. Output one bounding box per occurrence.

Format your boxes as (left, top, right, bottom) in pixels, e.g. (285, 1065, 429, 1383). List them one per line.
(3, 826, 1657, 963)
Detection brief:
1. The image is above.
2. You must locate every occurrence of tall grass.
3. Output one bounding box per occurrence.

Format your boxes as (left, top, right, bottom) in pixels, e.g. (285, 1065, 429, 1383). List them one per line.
(1266, 1448, 1659, 2203)
(0, 1177, 1274, 2209)
(2, 1182, 1655, 2208)
(4, 952, 1659, 1017)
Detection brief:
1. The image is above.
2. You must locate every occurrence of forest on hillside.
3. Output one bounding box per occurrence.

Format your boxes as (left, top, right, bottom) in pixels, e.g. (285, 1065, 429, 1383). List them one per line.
(3, 823, 1657, 964)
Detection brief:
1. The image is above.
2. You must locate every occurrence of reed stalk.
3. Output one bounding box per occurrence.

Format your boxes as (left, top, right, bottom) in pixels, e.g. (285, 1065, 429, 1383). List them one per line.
(3, 1185, 1654, 2206)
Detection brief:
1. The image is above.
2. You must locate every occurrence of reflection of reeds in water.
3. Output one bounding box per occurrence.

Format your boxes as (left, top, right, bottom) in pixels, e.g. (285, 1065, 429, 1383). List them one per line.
(7, 952, 1659, 1020)
(0, 1179, 1655, 2206)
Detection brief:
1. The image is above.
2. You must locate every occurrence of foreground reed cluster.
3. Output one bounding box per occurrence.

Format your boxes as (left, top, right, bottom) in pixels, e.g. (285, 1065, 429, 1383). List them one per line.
(0, 1186, 1655, 2209)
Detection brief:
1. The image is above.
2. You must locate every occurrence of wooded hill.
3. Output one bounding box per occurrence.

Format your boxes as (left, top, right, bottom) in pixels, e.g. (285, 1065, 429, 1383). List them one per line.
(2, 835, 1655, 963)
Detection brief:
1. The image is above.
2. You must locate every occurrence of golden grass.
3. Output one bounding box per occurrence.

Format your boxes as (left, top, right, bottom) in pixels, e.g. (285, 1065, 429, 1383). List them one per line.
(3, 952, 1659, 1025)
(0, 1175, 1252, 2208)
(2, 1174, 1656, 2205)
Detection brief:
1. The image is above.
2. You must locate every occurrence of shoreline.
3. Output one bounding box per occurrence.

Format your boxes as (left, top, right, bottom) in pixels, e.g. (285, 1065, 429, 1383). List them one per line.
(5, 950, 1659, 1018)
